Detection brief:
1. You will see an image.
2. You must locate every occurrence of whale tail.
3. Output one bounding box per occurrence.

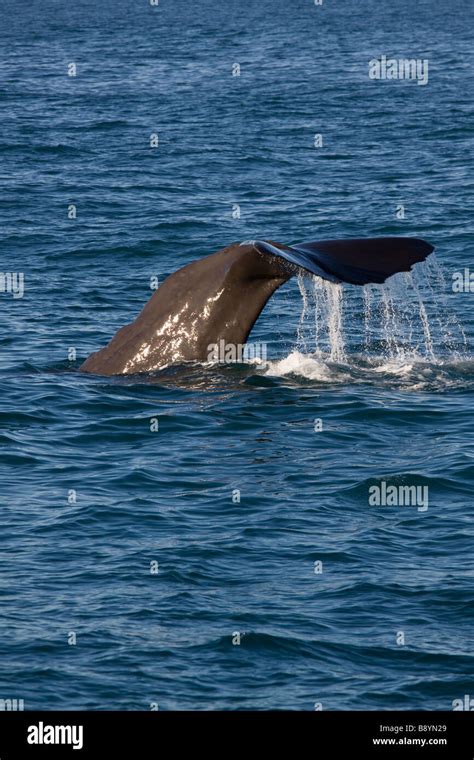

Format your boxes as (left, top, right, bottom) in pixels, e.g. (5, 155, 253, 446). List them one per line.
(80, 236, 435, 375)
(255, 237, 434, 286)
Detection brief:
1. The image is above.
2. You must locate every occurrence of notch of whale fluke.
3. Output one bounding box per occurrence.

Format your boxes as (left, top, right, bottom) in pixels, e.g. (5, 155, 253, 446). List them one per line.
(254, 237, 434, 285)
(80, 237, 434, 375)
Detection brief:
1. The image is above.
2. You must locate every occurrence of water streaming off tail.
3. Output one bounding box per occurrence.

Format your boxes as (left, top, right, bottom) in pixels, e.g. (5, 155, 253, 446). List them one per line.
(295, 256, 467, 363)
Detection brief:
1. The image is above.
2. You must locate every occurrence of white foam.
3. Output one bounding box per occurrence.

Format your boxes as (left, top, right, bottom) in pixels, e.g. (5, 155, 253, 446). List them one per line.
(264, 351, 351, 382)
(263, 350, 473, 391)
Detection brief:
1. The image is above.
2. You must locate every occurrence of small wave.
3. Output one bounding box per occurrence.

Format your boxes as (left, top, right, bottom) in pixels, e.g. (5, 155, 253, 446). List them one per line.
(0, 143, 87, 156)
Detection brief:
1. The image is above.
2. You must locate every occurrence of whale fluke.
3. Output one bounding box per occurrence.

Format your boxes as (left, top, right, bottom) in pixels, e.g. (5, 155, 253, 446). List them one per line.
(255, 237, 434, 285)
(80, 237, 434, 375)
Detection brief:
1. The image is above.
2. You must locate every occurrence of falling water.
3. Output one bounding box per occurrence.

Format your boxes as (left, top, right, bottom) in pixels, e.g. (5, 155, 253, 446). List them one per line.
(296, 271, 310, 353)
(295, 255, 468, 363)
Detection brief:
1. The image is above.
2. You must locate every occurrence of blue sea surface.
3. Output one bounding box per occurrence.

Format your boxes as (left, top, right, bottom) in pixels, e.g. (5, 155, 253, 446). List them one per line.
(0, 0, 473, 710)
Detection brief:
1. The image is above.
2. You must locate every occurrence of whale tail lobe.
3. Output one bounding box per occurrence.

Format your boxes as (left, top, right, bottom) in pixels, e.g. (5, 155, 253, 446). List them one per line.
(255, 237, 434, 286)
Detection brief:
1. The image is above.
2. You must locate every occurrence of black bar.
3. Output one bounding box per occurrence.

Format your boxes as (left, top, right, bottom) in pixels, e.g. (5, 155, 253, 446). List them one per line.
(0, 711, 472, 758)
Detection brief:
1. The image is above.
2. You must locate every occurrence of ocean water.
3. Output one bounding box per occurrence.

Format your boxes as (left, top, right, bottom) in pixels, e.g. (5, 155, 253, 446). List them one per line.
(1, 0, 473, 710)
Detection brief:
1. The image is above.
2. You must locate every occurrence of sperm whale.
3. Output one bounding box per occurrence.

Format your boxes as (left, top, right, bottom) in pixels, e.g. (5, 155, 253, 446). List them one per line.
(80, 237, 434, 375)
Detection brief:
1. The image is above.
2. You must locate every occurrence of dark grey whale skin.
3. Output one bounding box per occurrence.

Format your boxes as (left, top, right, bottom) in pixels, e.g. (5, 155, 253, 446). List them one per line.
(80, 237, 433, 376)
(80, 242, 296, 375)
